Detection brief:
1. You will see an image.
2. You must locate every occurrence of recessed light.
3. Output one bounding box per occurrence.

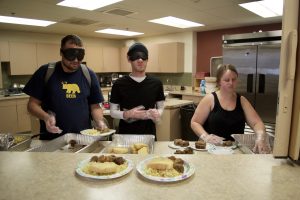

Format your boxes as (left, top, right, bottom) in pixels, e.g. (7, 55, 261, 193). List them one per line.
(0, 15, 56, 27)
(95, 28, 144, 36)
(149, 16, 204, 28)
(57, 0, 123, 11)
(239, 0, 283, 18)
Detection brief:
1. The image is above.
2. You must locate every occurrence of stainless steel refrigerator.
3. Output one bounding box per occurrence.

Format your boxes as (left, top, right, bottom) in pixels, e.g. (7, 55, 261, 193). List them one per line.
(222, 30, 281, 125)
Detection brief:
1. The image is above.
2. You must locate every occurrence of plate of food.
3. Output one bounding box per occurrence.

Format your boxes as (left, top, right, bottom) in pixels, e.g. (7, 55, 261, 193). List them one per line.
(189, 141, 214, 151)
(80, 128, 116, 138)
(168, 139, 190, 149)
(136, 156, 195, 182)
(75, 155, 134, 180)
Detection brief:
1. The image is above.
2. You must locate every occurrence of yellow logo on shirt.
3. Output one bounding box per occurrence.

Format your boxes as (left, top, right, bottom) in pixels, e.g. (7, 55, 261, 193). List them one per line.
(62, 82, 80, 98)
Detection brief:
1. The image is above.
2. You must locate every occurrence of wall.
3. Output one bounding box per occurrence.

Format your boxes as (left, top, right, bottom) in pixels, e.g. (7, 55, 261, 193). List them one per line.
(196, 23, 282, 73)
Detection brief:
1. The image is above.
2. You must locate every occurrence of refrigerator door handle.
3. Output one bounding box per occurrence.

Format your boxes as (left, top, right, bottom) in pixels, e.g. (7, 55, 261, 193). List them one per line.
(258, 74, 265, 93)
(286, 29, 298, 80)
(247, 74, 253, 93)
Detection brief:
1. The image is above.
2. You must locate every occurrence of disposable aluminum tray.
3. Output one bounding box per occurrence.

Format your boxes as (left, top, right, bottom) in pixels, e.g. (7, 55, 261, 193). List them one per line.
(8, 134, 32, 151)
(231, 134, 274, 154)
(28, 133, 104, 153)
(102, 134, 155, 154)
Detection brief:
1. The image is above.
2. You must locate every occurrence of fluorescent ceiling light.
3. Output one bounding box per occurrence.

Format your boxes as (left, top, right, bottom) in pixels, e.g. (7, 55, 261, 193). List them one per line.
(149, 16, 204, 28)
(57, 0, 123, 11)
(95, 28, 144, 36)
(0, 15, 56, 27)
(239, 0, 283, 18)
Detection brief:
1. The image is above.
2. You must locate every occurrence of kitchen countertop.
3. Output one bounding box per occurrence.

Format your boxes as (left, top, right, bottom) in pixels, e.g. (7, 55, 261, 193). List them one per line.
(164, 98, 193, 108)
(0, 94, 29, 101)
(0, 143, 299, 200)
(168, 90, 206, 97)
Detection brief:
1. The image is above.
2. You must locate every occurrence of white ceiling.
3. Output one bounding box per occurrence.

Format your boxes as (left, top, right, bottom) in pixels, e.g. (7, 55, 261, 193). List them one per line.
(0, 0, 282, 39)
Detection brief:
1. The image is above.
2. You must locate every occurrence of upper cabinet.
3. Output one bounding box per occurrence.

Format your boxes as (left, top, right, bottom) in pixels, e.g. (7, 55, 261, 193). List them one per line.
(158, 42, 184, 73)
(119, 42, 184, 73)
(147, 44, 159, 73)
(103, 46, 120, 72)
(36, 43, 60, 67)
(0, 41, 10, 61)
(120, 47, 131, 72)
(85, 44, 104, 73)
(9, 42, 38, 75)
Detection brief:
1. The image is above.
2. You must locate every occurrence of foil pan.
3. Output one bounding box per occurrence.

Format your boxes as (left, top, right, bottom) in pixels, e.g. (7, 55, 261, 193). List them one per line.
(0, 134, 32, 151)
(102, 134, 155, 154)
(231, 133, 274, 154)
(28, 133, 103, 153)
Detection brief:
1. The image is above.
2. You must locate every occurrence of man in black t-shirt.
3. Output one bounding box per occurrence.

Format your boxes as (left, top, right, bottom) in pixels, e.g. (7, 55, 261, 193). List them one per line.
(110, 43, 165, 138)
(23, 35, 107, 140)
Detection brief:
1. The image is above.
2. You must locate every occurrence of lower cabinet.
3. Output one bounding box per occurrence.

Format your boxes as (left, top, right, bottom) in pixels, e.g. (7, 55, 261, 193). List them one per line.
(156, 107, 182, 141)
(0, 98, 31, 134)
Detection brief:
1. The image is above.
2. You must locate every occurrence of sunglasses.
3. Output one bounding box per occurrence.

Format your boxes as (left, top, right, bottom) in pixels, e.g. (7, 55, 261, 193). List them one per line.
(129, 52, 148, 61)
(61, 48, 85, 61)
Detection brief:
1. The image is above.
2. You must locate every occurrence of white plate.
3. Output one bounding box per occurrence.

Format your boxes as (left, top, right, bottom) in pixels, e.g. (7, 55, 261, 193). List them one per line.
(168, 142, 191, 149)
(208, 147, 234, 155)
(136, 156, 195, 182)
(75, 158, 134, 180)
(190, 142, 214, 151)
(80, 129, 116, 138)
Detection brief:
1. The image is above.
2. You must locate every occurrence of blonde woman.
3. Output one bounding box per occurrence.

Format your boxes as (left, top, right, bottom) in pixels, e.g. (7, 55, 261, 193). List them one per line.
(191, 64, 270, 154)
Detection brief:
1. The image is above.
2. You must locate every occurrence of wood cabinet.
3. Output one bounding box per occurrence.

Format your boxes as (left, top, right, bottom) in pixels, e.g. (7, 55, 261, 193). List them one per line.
(16, 99, 31, 133)
(103, 46, 120, 72)
(9, 42, 38, 75)
(36, 43, 60, 67)
(147, 44, 159, 73)
(0, 98, 31, 134)
(85, 44, 104, 73)
(156, 107, 182, 141)
(0, 41, 10, 61)
(158, 42, 184, 73)
(120, 47, 131, 72)
(0, 100, 18, 133)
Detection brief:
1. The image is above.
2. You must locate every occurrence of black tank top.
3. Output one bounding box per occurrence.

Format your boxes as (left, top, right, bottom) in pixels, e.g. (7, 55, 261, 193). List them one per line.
(203, 92, 245, 140)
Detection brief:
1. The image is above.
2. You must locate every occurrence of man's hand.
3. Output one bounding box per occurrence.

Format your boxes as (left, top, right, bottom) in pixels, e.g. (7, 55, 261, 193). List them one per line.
(124, 106, 148, 120)
(94, 119, 108, 131)
(146, 109, 161, 122)
(44, 112, 62, 134)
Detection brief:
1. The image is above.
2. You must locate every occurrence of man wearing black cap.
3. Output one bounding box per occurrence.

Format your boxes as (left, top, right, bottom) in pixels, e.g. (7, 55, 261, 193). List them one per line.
(110, 42, 165, 138)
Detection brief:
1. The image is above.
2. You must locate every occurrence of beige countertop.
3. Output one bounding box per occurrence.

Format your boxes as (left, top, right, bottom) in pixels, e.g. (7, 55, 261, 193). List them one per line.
(168, 90, 206, 97)
(0, 94, 29, 101)
(164, 98, 193, 108)
(1, 141, 299, 200)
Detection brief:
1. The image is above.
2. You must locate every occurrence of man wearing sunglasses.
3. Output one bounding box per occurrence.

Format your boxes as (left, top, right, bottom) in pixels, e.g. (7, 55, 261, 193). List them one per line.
(110, 42, 165, 138)
(23, 34, 107, 140)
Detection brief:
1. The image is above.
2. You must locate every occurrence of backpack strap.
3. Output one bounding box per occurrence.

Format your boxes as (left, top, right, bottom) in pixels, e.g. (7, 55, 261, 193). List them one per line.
(80, 64, 91, 88)
(45, 62, 91, 88)
(45, 62, 56, 84)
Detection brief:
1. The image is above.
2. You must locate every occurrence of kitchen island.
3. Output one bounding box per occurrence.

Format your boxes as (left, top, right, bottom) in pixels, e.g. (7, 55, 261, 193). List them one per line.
(0, 141, 299, 200)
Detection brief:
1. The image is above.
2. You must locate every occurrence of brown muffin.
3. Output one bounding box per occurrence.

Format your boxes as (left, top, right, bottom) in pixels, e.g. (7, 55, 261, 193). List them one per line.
(195, 140, 206, 149)
(222, 140, 233, 147)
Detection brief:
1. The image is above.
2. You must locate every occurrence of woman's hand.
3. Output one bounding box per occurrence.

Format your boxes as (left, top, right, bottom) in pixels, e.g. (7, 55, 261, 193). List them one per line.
(252, 133, 271, 154)
(201, 134, 224, 145)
